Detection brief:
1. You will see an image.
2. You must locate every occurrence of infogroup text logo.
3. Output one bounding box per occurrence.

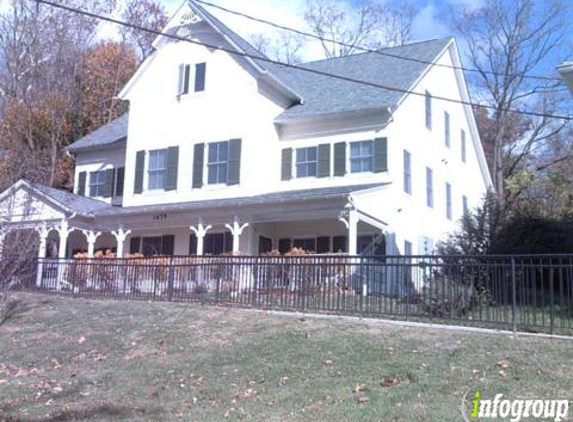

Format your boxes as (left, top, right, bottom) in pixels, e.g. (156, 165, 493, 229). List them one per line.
(461, 388, 570, 422)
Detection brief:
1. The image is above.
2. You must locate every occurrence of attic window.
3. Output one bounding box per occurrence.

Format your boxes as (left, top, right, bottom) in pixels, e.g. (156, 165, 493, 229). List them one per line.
(178, 63, 206, 95)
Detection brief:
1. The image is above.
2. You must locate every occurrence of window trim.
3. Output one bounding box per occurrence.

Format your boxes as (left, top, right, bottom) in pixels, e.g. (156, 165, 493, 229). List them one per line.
(425, 90, 432, 130)
(426, 167, 433, 208)
(89, 170, 106, 198)
(147, 149, 167, 191)
(446, 182, 453, 220)
(179, 62, 207, 96)
(444, 111, 450, 148)
(295, 146, 318, 179)
(403, 150, 412, 195)
(206, 141, 229, 186)
(349, 140, 374, 174)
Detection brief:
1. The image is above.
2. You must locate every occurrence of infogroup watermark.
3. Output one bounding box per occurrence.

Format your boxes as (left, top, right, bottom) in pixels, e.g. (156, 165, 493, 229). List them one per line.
(462, 389, 570, 422)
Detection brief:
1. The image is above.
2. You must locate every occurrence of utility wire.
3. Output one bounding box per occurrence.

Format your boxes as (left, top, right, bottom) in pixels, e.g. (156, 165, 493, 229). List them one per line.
(196, 0, 564, 84)
(33, 0, 573, 122)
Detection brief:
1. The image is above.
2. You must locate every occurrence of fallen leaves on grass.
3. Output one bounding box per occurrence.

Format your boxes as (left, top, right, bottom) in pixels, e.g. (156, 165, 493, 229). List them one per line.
(235, 388, 257, 399)
(380, 375, 411, 388)
(497, 359, 510, 370)
(123, 348, 156, 360)
(0, 364, 41, 378)
(352, 383, 369, 393)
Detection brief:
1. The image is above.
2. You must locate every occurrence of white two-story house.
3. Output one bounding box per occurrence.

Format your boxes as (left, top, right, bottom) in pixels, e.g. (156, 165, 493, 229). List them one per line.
(0, 0, 492, 260)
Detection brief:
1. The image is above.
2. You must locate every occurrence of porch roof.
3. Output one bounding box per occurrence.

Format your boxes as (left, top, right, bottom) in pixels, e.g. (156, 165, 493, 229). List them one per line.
(95, 183, 389, 217)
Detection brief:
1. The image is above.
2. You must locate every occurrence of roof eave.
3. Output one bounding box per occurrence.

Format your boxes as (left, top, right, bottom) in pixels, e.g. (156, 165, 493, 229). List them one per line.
(557, 62, 573, 94)
(66, 137, 127, 154)
(274, 106, 392, 125)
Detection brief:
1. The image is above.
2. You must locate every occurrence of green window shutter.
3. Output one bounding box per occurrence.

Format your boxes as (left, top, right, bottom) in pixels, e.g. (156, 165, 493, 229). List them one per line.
(103, 168, 115, 198)
(281, 148, 292, 181)
(192, 143, 205, 189)
(114, 167, 125, 197)
(318, 144, 331, 178)
(134, 150, 145, 194)
(373, 137, 388, 173)
(226, 139, 241, 186)
(333, 142, 346, 176)
(77, 172, 86, 196)
(165, 146, 179, 191)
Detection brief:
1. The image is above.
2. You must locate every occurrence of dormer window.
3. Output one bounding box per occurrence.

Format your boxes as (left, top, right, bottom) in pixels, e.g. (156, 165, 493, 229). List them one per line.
(178, 62, 206, 96)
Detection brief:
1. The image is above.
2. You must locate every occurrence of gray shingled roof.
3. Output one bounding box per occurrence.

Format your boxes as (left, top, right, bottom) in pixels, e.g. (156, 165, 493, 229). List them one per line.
(67, 113, 128, 152)
(32, 183, 114, 216)
(95, 183, 388, 216)
(274, 38, 452, 122)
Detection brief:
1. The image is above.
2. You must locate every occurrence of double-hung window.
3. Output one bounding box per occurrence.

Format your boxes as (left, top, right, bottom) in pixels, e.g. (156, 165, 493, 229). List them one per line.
(350, 141, 373, 173)
(208, 141, 229, 185)
(426, 167, 433, 208)
(179, 62, 207, 95)
(425, 90, 432, 130)
(89, 171, 106, 197)
(403, 150, 412, 195)
(446, 182, 452, 220)
(444, 111, 450, 148)
(296, 147, 317, 178)
(148, 149, 167, 190)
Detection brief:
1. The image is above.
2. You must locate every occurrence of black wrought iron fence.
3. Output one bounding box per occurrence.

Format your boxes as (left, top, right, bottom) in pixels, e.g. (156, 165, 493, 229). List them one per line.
(13, 254, 573, 335)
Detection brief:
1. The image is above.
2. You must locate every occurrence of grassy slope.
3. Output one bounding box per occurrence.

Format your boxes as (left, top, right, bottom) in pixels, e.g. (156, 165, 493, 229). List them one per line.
(0, 293, 571, 422)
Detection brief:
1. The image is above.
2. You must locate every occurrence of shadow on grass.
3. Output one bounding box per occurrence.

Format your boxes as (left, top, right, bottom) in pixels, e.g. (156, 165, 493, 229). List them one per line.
(3, 403, 162, 422)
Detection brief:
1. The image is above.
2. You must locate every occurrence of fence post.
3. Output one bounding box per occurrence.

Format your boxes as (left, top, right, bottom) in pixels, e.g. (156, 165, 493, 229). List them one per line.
(549, 264, 555, 335)
(167, 258, 174, 302)
(511, 258, 517, 334)
(359, 256, 365, 320)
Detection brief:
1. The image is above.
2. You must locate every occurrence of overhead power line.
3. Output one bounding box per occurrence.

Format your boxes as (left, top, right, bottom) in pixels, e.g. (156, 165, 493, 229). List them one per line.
(33, 0, 573, 122)
(196, 0, 564, 84)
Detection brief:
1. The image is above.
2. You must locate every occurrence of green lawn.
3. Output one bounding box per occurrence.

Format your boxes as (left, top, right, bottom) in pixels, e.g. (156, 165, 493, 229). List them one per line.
(0, 293, 571, 421)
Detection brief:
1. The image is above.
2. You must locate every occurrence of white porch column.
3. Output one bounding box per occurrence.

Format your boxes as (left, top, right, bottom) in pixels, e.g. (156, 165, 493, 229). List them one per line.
(190, 221, 212, 255)
(225, 217, 249, 254)
(347, 208, 358, 256)
(36, 225, 51, 288)
(55, 220, 75, 290)
(112, 228, 131, 258)
(82, 230, 102, 257)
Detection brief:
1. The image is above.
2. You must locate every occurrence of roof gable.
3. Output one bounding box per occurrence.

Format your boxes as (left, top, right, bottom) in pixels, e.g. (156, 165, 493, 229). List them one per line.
(118, 0, 302, 103)
(0, 180, 113, 221)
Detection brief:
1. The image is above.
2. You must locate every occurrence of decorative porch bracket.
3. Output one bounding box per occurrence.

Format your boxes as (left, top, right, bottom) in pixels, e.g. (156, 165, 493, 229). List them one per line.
(55, 219, 75, 259)
(190, 221, 212, 256)
(112, 227, 132, 258)
(82, 230, 102, 258)
(225, 217, 249, 254)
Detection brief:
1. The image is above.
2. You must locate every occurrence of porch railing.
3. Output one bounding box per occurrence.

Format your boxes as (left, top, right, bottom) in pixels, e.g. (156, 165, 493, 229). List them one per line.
(14, 254, 573, 335)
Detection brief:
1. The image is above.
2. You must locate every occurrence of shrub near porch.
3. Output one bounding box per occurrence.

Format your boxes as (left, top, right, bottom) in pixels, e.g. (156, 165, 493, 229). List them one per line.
(0, 293, 571, 422)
